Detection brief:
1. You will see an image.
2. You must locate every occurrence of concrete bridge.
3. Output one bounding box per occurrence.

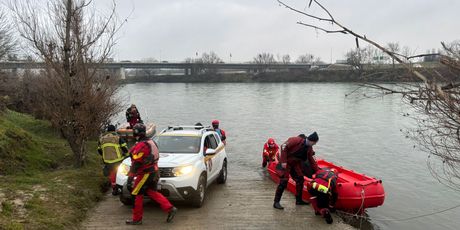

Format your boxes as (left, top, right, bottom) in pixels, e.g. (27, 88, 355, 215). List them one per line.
(0, 61, 328, 79)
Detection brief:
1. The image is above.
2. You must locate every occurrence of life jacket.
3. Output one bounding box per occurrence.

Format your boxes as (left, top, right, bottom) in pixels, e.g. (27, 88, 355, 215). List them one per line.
(215, 128, 223, 138)
(142, 139, 160, 172)
(99, 132, 124, 164)
(310, 169, 338, 195)
(264, 143, 278, 160)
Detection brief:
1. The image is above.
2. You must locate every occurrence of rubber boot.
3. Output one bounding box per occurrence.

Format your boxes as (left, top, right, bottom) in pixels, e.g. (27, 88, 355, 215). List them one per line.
(273, 202, 284, 210)
(166, 207, 177, 223)
(321, 208, 333, 224)
(274, 184, 285, 204)
(126, 220, 142, 225)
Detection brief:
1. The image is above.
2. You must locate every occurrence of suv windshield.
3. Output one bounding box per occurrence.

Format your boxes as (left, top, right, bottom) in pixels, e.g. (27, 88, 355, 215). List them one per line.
(155, 135, 201, 153)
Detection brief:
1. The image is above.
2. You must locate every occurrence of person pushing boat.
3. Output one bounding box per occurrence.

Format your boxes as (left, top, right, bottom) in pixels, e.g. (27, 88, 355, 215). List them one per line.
(273, 132, 319, 210)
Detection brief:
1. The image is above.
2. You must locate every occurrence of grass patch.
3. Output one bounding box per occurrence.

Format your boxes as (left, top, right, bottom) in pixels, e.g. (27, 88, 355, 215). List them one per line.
(0, 110, 107, 229)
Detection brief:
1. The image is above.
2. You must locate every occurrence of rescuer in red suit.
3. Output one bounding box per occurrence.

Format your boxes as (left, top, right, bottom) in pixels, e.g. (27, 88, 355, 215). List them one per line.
(307, 168, 338, 224)
(262, 138, 279, 167)
(125, 123, 177, 225)
(273, 132, 319, 210)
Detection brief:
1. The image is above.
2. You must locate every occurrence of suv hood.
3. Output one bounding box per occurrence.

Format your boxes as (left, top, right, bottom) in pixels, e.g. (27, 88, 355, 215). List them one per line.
(158, 153, 200, 167)
(121, 153, 200, 168)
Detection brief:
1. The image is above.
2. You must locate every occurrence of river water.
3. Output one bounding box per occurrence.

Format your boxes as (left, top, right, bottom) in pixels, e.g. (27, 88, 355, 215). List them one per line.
(117, 82, 460, 230)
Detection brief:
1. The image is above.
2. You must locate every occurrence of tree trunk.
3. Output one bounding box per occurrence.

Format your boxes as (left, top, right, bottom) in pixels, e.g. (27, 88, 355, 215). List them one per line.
(68, 135, 87, 168)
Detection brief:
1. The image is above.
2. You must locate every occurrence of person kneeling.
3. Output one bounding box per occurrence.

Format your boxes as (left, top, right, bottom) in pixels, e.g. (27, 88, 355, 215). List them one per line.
(307, 168, 338, 224)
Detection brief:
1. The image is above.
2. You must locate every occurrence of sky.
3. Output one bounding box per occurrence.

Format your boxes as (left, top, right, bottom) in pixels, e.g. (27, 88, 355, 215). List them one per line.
(97, 0, 459, 63)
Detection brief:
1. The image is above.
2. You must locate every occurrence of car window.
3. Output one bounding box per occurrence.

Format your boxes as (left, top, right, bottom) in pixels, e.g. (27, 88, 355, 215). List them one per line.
(208, 134, 218, 149)
(155, 135, 201, 153)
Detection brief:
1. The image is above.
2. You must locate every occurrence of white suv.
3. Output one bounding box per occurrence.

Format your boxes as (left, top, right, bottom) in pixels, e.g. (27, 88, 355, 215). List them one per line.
(116, 125, 228, 207)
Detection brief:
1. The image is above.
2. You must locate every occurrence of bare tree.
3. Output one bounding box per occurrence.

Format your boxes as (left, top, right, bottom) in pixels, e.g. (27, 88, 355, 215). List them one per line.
(277, 0, 460, 189)
(193, 51, 223, 74)
(200, 51, 223, 64)
(0, 11, 16, 61)
(296, 53, 315, 64)
(9, 0, 123, 167)
(387, 42, 400, 68)
(345, 49, 362, 70)
(280, 54, 291, 64)
(401, 46, 413, 63)
(0, 9, 17, 111)
(253, 52, 276, 65)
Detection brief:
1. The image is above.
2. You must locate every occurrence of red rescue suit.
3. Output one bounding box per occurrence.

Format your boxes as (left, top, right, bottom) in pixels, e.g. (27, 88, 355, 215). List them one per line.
(308, 169, 338, 223)
(274, 136, 318, 203)
(126, 108, 141, 128)
(128, 139, 173, 222)
(262, 142, 279, 167)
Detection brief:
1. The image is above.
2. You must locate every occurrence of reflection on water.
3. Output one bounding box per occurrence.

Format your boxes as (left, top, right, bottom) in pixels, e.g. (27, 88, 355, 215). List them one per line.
(117, 83, 460, 230)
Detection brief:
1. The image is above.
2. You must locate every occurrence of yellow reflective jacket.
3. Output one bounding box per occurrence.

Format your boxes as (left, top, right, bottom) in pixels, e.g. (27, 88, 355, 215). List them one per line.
(98, 132, 127, 164)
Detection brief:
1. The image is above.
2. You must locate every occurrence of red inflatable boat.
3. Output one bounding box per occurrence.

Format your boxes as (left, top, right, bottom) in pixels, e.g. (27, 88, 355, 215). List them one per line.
(267, 159, 385, 213)
(117, 122, 156, 139)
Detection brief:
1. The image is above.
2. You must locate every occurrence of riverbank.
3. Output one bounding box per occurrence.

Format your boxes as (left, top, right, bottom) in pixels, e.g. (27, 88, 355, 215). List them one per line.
(0, 110, 106, 229)
(119, 67, 451, 84)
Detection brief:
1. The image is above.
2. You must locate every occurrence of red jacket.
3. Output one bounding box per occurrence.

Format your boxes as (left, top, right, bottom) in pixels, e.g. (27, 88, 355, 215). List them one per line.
(280, 136, 318, 173)
(128, 139, 159, 177)
(263, 142, 279, 160)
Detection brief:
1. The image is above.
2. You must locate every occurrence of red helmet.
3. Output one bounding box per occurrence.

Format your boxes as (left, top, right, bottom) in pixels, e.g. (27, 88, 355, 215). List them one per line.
(267, 138, 275, 145)
(212, 120, 220, 125)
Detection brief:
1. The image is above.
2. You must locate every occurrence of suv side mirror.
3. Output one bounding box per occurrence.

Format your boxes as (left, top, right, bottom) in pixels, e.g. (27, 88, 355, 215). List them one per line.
(205, 148, 216, 155)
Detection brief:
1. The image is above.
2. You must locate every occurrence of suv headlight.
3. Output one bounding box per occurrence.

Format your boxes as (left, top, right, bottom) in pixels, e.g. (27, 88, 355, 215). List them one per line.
(172, 165, 194, 177)
(118, 163, 130, 176)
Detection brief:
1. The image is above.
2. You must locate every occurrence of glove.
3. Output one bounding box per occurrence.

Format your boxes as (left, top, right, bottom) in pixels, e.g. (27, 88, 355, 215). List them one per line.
(127, 176, 134, 192)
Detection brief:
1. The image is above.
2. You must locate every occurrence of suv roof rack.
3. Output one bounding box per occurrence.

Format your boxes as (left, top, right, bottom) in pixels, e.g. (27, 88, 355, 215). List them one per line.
(160, 125, 214, 135)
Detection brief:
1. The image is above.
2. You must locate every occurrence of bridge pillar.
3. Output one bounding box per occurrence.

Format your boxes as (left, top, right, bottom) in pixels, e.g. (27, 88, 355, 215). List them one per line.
(117, 67, 126, 80)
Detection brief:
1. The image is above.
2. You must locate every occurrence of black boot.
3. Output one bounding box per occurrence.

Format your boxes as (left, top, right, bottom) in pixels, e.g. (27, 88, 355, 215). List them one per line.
(125, 220, 142, 225)
(111, 187, 120, 196)
(296, 196, 310, 205)
(166, 207, 177, 223)
(273, 202, 284, 210)
(323, 209, 333, 224)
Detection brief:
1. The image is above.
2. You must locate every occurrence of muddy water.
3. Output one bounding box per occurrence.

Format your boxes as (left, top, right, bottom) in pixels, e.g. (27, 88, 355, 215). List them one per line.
(86, 83, 460, 230)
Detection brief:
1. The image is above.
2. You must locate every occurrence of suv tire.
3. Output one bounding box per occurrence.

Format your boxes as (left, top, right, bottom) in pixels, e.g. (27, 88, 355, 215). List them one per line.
(191, 174, 207, 208)
(217, 160, 227, 184)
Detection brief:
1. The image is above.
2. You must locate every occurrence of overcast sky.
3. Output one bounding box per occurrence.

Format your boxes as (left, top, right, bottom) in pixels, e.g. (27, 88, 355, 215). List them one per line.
(99, 0, 459, 63)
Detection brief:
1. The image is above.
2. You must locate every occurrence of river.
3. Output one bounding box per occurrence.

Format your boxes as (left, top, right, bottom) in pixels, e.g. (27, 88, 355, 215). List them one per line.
(115, 82, 460, 230)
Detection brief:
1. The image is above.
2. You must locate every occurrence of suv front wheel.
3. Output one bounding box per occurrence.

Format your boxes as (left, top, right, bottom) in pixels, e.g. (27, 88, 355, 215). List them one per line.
(191, 174, 207, 208)
(217, 160, 227, 184)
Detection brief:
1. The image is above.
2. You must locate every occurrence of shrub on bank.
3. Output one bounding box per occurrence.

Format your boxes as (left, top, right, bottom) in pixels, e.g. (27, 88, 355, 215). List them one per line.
(0, 110, 107, 230)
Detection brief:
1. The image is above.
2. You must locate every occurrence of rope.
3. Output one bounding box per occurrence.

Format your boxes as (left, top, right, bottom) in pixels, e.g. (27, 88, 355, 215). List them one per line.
(337, 203, 460, 222)
(337, 183, 460, 224)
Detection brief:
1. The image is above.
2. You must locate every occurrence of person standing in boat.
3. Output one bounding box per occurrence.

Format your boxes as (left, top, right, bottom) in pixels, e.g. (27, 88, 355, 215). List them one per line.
(273, 132, 319, 210)
(262, 138, 279, 167)
(126, 104, 142, 129)
(307, 168, 338, 224)
(211, 120, 227, 145)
